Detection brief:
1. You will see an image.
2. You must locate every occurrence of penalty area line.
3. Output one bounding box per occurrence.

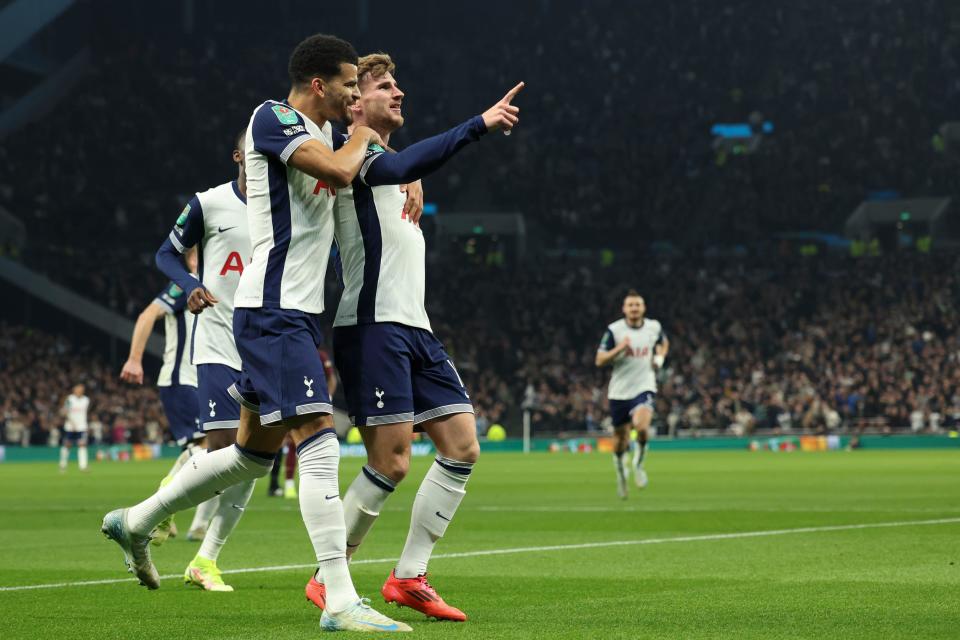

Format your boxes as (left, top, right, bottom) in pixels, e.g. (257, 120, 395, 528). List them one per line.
(2, 516, 958, 592)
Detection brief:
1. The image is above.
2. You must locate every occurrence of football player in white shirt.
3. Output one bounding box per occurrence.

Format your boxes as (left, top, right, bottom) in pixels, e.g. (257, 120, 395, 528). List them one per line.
(305, 53, 522, 622)
(152, 128, 255, 591)
(596, 291, 670, 498)
(59, 384, 90, 472)
(121, 247, 217, 544)
(103, 33, 411, 633)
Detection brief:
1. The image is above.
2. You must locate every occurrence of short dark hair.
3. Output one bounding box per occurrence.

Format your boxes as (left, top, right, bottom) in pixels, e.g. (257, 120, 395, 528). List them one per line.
(288, 34, 358, 86)
(234, 128, 246, 151)
(625, 289, 642, 299)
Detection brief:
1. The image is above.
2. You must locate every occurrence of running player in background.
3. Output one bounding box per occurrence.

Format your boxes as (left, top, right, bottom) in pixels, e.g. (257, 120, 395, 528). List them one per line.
(152, 129, 253, 591)
(121, 247, 214, 542)
(103, 33, 411, 632)
(596, 290, 669, 499)
(59, 384, 90, 472)
(304, 53, 522, 622)
(268, 348, 337, 499)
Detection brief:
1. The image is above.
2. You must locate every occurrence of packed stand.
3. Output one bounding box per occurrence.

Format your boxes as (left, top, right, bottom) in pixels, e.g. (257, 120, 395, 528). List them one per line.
(0, 324, 167, 446)
(429, 253, 960, 435)
(4, 1, 960, 313)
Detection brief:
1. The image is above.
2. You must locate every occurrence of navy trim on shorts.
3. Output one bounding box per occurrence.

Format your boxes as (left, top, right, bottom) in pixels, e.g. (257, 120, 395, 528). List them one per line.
(173, 311, 187, 385)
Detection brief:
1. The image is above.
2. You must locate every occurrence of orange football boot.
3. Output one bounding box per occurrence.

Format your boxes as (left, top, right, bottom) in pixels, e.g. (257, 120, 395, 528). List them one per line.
(381, 570, 466, 622)
(305, 574, 326, 610)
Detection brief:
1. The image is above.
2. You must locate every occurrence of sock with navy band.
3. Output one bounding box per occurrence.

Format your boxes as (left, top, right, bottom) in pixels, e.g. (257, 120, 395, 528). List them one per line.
(395, 455, 474, 579)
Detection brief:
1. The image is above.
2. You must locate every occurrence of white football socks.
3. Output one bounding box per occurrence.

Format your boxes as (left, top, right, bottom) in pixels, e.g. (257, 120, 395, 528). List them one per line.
(297, 431, 358, 613)
(198, 479, 256, 561)
(59, 446, 69, 470)
(395, 456, 473, 579)
(165, 448, 192, 480)
(344, 465, 396, 557)
(78, 446, 88, 471)
(189, 495, 219, 532)
(125, 444, 273, 536)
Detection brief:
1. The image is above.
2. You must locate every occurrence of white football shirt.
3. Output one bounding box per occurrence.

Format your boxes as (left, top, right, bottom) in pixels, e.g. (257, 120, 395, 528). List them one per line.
(598, 318, 665, 399)
(64, 394, 90, 432)
(234, 100, 337, 314)
(168, 181, 249, 369)
(333, 137, 430, 331)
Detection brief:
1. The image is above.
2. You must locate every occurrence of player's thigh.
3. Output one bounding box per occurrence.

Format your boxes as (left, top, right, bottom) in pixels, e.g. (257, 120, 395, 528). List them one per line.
(359, 421, 414, 481)
(632, 406, 653, 430)
(422, 412, 479, 463)
(333, 323, 415, 426)
(631, 393, 656, 430)
(236, 405, 288, 454)
(287, 412, 337, 449)
(206, 428, 238, 451)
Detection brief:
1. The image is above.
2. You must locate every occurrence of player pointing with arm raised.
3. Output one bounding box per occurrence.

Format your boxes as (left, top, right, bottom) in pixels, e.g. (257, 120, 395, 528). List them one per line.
(303, 53, 522, 622)
(596, 290, 669, 499)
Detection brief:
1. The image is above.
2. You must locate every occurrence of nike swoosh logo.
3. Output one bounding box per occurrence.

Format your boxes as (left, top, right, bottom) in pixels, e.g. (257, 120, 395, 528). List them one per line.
(435, 511, 450, 521)
(326, 494, 339, 500)
(217, 226, 237, 233)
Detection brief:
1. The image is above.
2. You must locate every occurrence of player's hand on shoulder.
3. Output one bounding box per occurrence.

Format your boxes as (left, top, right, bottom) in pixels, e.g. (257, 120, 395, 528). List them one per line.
(120, 359, 144, 385)
(187, 287, 218, 315)
(353, 125, 385, 149)
(482, 82, 524, 133)
(400, 181, 424, 224)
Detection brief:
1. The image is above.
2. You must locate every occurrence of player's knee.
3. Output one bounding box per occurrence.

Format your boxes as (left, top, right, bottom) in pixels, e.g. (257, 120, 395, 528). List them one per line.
(438, 438, 480, 465)
(370, 453, 410, 483)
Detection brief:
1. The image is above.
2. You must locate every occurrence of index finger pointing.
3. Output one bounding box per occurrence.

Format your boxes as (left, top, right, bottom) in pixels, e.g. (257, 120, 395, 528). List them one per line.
(502, 81, 525, 104)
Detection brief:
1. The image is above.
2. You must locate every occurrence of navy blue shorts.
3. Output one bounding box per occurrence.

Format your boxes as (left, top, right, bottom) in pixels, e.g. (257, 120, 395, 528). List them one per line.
(333, 323, 473, 427)
(61, 430, 88, 445)
(609, 391, 656, 427)
(198, 363, 241, 431)
(230, 307, 332, 426)
(159, 384, 203, 446)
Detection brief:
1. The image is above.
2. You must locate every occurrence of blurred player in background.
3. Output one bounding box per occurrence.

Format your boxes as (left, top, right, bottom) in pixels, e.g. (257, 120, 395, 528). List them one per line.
(121, 247, 214, 542)
(59, 384, 90, 472)
(150, 129, 253, 591)
(596, 291, 669, 499)
(268, 348, 337, 499)
(304, 53, 523, 622)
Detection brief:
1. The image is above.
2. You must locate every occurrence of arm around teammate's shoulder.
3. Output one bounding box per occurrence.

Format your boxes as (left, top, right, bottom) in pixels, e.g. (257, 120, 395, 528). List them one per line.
(287, 126, 382, 188)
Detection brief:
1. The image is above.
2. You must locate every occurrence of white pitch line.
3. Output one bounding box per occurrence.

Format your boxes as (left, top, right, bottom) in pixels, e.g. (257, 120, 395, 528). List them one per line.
(2, 516, 958, 593)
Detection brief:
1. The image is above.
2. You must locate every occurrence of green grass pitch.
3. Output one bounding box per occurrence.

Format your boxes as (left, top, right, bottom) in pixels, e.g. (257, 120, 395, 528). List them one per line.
(1, 450, 958, 639)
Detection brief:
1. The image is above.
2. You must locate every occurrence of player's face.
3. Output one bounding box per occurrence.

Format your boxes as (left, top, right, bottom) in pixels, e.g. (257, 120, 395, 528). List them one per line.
(623, 296, 645, 322)
(322, 63, 361, 124)
(73, 384, 84, 396)
(357, 71, 405, 132)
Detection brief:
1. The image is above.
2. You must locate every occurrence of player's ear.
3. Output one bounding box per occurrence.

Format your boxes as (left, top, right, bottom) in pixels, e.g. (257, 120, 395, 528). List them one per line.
(310, 77, 326, 99)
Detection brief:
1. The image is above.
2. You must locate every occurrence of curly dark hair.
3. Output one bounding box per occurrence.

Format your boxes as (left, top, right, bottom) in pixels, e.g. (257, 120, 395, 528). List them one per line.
(288, 34, 358, 86)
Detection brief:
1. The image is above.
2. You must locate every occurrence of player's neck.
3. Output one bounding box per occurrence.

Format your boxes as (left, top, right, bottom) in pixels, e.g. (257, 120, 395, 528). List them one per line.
(286, 92, 328, 129)
(349, 120, 392, 146)
(625, 318, 644, 328)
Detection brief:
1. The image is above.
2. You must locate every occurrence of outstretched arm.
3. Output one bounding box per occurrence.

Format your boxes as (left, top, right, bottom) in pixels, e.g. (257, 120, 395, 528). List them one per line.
(363, 82, 524, 187)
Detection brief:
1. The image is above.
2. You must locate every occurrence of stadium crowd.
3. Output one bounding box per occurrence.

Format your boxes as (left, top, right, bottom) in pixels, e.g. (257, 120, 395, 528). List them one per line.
(3, 250, 957, 445)
(3, 0, 960, 314)
(0, 324, 164, 446)
(3, 1, 960, 441)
